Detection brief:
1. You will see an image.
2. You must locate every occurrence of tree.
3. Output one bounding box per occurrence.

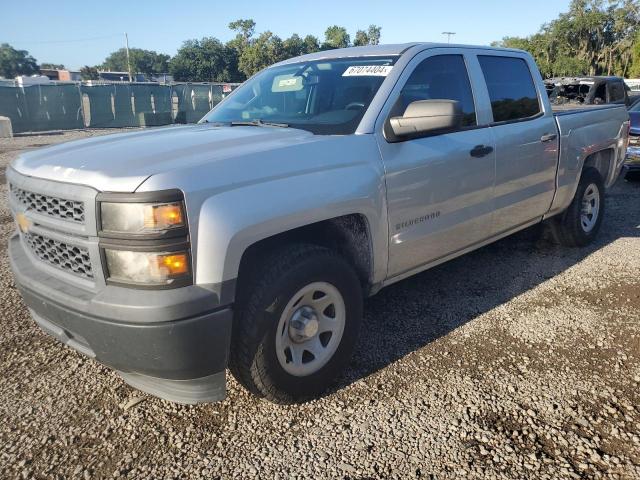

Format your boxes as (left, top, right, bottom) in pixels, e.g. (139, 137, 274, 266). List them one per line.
(353, 25, 382, 46)
(228, 19, 256, 43)
(80, 65, 99, 80)
(630, 32, 640, 77)
(492, 0, 640, 78)
(0, 43, 38, 78)
(283, 33, 321, 58)
(40, 63, 65, 70)
(239, 31, 286, 77)
(353, 30, 369, 47)
(102, 48, 170, 75)
(303, 35, 321, 54)
(283, 34, 306, 58)
(323, 26, 350, 49)
(367, 25, 382, 45)
(169, 37, 241, 82)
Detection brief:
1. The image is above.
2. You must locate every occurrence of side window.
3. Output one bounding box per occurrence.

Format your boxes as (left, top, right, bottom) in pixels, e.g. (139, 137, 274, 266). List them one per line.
(478, 56, 541, 123)
(395, 55, 477, 127)
(608, 81, 625, 103)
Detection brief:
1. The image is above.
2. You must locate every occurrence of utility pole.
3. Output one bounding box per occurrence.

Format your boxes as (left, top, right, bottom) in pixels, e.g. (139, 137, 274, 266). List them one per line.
(442, 32, 456, 44)
(125, 32, 132, 82)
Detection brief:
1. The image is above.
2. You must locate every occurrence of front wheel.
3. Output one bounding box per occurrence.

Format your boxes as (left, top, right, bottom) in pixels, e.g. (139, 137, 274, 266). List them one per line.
(550, 167, 605, 247)
(229, 244, 363, 403)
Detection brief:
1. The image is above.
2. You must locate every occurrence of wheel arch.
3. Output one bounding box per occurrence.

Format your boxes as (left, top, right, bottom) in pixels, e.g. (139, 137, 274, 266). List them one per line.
(235, 214, 375, 295)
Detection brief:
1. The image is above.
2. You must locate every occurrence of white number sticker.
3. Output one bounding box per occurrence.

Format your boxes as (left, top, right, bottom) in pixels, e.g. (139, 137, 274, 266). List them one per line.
(342, 65, 393, 77)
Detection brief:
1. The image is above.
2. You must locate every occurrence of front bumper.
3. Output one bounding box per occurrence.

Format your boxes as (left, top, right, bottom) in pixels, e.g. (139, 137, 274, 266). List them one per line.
(9, 233, 233, 404)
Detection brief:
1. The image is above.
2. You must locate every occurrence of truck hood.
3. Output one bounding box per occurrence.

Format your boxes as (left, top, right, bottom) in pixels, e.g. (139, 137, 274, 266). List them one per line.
(11, 124, 323, 192)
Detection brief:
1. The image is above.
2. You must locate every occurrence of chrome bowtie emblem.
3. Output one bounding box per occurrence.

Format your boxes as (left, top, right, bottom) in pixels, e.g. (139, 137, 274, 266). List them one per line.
(15, 212, 31, 233)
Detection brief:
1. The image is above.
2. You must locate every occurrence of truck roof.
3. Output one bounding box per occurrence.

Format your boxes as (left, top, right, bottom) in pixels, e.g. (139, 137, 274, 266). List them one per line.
(274, 42, 528, 66)
(545, 76, 624, 85)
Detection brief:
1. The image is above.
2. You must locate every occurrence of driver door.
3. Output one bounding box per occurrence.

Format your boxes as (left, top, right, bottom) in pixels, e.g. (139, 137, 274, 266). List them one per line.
(376, 51, 496, 278)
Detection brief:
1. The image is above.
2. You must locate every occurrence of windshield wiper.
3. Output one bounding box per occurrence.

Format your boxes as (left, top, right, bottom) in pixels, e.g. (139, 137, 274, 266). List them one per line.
(230, 119, 289, 128)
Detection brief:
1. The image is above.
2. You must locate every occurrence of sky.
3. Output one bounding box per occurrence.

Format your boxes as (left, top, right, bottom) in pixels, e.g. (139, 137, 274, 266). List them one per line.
(1, 0, 572, 70)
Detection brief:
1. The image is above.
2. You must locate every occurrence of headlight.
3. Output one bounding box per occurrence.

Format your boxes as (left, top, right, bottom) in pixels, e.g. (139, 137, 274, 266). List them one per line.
(100, 202, 185, 235)
(98, 191, 192, 288)
(104, 249, 191, 286)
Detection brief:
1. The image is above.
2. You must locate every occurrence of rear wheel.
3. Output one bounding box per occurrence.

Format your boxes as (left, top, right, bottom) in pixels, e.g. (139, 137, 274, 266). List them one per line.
(229, 244, 363, 403)
(551, 167, 605, 247)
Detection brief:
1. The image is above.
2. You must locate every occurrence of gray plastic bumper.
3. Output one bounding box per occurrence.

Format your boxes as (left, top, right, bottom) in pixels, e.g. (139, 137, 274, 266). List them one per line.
(9, 234, 233, 404)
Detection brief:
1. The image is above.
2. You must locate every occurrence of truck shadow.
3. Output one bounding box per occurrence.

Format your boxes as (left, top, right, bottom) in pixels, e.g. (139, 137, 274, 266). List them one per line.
(334, 178, 640, 394)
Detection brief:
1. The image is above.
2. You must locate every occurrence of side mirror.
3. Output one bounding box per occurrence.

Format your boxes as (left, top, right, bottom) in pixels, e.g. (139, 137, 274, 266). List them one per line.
(390, 99, 463, 138)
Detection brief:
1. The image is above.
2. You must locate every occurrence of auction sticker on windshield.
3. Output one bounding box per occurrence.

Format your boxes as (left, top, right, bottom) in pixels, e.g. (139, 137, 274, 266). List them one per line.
(342, 65, 393, 77)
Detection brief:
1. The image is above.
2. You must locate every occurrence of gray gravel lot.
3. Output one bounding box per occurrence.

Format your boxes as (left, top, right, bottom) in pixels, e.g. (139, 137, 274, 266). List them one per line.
(0, 129, 639, 479)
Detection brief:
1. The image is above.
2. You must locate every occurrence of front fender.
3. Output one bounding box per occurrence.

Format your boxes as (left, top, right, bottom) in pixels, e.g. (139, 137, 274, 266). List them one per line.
(193, 161, 387, 288)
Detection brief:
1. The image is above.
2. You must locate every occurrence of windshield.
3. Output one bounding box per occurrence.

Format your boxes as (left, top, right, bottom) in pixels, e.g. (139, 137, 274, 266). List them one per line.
(202, 56, 399, 135)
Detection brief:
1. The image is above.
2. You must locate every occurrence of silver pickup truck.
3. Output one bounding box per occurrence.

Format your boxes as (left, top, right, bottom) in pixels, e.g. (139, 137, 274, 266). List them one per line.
(8, 43, 630, 404)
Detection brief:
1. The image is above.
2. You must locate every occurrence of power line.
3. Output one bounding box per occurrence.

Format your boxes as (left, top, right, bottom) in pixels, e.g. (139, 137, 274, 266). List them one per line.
(3, 34, 122, 45)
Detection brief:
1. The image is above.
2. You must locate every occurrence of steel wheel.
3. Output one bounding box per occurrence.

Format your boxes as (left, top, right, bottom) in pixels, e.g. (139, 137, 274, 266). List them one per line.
(275, 281, 346, 377)
(580, 183, 600, 233)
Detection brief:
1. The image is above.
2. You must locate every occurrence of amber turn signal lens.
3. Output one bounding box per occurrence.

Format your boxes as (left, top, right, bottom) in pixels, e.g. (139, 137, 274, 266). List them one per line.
(145, 203, 184, 230)
(158, 253, 189, 277)
(104, 249, 191, 285)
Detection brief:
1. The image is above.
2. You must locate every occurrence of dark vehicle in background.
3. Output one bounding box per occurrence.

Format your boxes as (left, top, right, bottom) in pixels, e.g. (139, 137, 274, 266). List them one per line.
(545, 76, 633, 108)
(625, 100, 640, 180)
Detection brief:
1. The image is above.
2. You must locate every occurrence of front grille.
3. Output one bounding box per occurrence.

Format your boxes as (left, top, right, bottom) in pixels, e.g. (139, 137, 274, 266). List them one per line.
(22, 232, 93, 279)
(10, 184, 85, 223)
(629, 135, 640, 147)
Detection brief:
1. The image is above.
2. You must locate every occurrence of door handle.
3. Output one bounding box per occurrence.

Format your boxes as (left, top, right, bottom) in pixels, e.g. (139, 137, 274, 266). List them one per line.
(469, 145, 494, 158)
(541, 133, 557, 143)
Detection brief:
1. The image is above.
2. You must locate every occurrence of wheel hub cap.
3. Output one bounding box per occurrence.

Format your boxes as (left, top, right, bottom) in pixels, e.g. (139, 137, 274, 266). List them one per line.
(580, 183, 600, 233)
(275, 281, 346, 377)
(289, 306, 319, 342)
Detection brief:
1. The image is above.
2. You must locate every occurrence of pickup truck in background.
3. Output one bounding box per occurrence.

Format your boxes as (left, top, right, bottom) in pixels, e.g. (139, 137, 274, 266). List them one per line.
(625, 99, 640, 179)
(545, 76, 635, 108)
(8, 43, 630, 404)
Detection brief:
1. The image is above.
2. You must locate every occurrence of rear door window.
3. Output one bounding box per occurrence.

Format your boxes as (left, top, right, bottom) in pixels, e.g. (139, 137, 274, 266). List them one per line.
(608, 81, 625, 103)
(478, 56, 541, 123)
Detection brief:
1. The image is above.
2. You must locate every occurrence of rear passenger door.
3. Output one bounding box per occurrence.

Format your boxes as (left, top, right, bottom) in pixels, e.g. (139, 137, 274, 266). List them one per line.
(377, 51, 496, 278)
(477, 54, 559, 234)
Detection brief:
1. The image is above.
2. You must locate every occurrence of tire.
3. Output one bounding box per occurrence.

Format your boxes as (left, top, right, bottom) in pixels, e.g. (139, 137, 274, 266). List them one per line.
(229, 244, 363, 403)
(550, 167, 605, 247)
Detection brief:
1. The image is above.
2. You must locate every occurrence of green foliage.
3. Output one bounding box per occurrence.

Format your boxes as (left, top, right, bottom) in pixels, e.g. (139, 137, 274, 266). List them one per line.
(169, 38, 240, 82)
(630, 32, 640, 76)
(494, 0, 640, 78)
(354, 25, 382, 46)
(102, 48, 170, 75)
(80, 65, 99, 80)
(239, 31, 285, 77)
(0, 43, 39, 78)
(228, 19, 256, 42)
(282, 34, 321, 58)
(40, 63, 65, 70)
(171, 19, 380, 81)
(323, 26, 351, 49)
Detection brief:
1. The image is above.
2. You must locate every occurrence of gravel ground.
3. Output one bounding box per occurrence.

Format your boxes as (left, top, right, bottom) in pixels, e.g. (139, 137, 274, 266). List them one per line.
(0, 130, 639, 480)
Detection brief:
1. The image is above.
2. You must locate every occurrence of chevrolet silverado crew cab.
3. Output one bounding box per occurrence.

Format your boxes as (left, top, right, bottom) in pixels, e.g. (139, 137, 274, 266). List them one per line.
(8, 44, 630, 404)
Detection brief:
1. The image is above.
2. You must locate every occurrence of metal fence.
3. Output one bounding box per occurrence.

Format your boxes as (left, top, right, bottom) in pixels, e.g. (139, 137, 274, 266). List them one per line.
(0, 82, 239, 133)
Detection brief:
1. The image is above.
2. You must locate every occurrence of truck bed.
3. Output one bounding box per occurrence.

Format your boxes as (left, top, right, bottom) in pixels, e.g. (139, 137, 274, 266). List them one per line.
(551, 103, 625, 115)
(546, 102, 629, 219)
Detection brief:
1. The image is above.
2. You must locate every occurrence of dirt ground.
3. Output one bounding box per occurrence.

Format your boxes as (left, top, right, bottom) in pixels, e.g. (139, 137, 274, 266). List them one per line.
(0, 129, 639, 479)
